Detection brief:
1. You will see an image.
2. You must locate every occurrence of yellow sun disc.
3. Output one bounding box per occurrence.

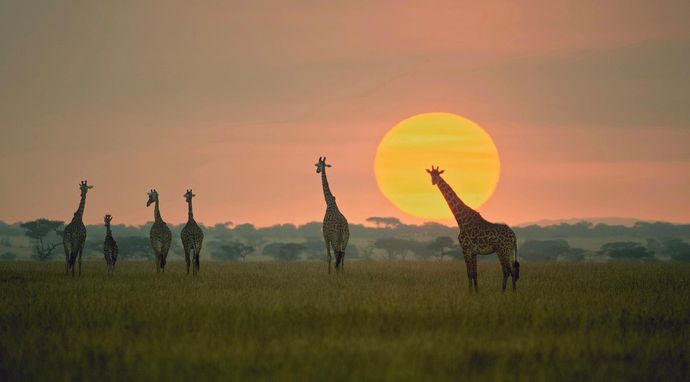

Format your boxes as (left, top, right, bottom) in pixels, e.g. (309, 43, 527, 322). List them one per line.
(374, 112, 500, 220)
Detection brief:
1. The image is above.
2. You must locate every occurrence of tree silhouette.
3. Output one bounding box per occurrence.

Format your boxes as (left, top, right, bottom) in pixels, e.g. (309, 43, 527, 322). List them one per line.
(374, 237, 414, 260)
(520, 239, 586, 261)
(599, 242, 654, 260)
(19, 219, 64, 261)
(215, 240, 254, 261)
(262, 242, 306, 261)
(117, 236, 151, 260)
(366, 216, 402, 229)
(427, 236, 455, 260)
(651, 237, 690, 262)
(1, 252, 17, 261)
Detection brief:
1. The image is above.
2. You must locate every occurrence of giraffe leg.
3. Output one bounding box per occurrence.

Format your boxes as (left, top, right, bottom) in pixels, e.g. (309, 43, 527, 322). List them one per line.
(499, 254, 511, 292)
(511, 258, 520, 292)
(78, 247, 83, 277)
(194, 252, 200, 276)
(502, 269, 509, 292)
(335, 251, 342, 272)
(184, 249, 191, 275)
(511, 261, 519, 292)
(463, 256, 473, 291)
(471, 256, 478, 292)
(64, 247, 70, 276)
(155, 253, 161, 273)
(325, 240, 332, 274)
(161, 251, 167, 273)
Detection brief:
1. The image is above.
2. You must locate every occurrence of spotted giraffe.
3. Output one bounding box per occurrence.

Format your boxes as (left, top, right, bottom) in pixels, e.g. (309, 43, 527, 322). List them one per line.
(315, 157, 349, 273)
(146, 189, 172, 273)
(181, 189, 204, 276)
(103, 214, 118, 274)
(427, 166, 520, 292)
(63, 180, 93, 276)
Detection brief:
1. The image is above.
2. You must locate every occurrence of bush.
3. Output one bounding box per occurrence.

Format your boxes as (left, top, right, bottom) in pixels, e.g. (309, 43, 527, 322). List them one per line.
(599, 242, 654, 260)
(520, 239, 584, 261)
(213, 240, 254, 261)
(263, 242, 306, 261)
(1, 252, 17, 261)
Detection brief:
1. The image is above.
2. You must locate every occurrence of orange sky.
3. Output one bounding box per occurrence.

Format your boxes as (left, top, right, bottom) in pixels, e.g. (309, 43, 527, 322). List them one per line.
(1, 1, 689, 227)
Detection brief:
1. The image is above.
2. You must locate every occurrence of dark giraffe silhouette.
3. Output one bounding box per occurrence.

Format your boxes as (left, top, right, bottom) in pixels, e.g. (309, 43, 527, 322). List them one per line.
(63, 180, 93, 276)
(181, 189, 204, 276)
(427, 166, 519, 292)
(103, 214, 118, 274)
(315, 157, 349, 273)
(146, 189, 172, 273)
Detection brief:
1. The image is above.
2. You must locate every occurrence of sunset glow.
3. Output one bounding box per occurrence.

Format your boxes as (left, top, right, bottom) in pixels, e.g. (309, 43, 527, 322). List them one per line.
(374, 113, 500, 219)
(0, 2, 688, 226)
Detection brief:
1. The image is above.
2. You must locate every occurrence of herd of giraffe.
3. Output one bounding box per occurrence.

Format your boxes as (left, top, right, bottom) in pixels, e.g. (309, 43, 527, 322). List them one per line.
(61, 157, 519, 291)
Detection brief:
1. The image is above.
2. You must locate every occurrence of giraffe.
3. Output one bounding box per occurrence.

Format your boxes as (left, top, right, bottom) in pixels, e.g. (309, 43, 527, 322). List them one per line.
(181, 189, 204, 276)
(315, 157, 349, 273)
(63, 180, 93, 276)
(427, 166, 520, 292)
(146, 189, 172, 273)
(103, 214, 119, 274)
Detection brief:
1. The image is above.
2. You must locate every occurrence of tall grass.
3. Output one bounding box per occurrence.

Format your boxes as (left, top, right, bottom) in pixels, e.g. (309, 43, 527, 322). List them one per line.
(0, 261, 688, 381)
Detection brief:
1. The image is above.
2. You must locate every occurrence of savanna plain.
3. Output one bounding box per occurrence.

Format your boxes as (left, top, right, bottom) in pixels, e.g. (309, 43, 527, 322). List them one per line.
(0, 261, 688, 381)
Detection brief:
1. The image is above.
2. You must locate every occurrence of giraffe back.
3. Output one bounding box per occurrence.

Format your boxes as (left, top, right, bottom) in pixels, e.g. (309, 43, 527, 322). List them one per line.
(459, 219, 516, 256)
(181, 220, 204, 253)
(323, 208, 349, 250)
(104, 233, 118, 265)
(150, 221, 172, 254)
(63, 220, 87, 253)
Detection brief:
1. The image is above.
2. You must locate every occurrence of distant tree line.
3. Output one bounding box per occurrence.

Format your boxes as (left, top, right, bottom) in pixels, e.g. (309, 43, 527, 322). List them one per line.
(518, 238, 690, 262)
(1, 218, 689, 262)
(514, 221, 690, 239)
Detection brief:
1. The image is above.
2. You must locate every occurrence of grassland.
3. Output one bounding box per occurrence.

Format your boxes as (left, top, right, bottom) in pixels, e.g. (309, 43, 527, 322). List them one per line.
(0, 261, 688, 381)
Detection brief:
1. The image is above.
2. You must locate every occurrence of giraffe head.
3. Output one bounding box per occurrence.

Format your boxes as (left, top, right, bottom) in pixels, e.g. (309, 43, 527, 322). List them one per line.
(315, 156, 331, 173)
(426, 166, 445, 185)
(104, 214, 113, 226)
(184, 189, 196, 203)
(146, 189, 159, 207)
(79, 180, 93, 197)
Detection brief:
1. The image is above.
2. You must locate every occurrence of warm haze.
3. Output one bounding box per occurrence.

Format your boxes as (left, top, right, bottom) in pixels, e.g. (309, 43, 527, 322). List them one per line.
(1, 1, 689, 227)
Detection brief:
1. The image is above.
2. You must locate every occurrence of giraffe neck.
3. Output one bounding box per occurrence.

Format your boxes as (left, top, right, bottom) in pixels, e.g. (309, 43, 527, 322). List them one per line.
(154, 199, 163, 222)
(436, 177, 476, 227)
(73, 194, 87, 222)
(187, 199, 194, 222)
(105, 224, 112, 237)
(321, 170, 337, 209)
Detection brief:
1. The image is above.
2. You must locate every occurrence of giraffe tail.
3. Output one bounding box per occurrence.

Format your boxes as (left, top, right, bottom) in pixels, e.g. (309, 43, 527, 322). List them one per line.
(513, 240, 520, 281)
(335, 250, 344, 270)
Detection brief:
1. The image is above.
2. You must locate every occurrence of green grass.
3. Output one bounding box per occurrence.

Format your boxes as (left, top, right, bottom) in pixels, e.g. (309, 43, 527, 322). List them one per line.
(0, 261, 688, 381)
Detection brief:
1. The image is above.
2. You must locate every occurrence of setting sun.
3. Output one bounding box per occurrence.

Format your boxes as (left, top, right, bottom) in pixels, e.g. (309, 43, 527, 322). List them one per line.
(374, 112, 501, 220)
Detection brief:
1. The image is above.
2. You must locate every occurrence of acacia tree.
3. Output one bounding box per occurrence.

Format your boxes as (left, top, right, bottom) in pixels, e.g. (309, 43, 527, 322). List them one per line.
(428, 236, 456, 260)
(262, 242, 306, 261)
(598, 242, 654, 261)
(366, 216, 402, 229)
(648, 238, 690, 262)
(116, 236, 151, 260)
(20, 219, 64, 261)
(216, 241, 255, 261)
(374, 237, 414, 260)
